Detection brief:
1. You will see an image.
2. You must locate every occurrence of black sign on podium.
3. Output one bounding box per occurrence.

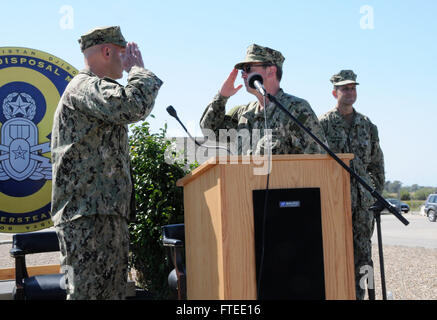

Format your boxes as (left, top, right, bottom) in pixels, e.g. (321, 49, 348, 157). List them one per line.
(253, 188, 325, 300)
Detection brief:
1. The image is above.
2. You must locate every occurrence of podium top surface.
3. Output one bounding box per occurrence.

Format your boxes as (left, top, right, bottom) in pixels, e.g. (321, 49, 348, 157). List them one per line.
(176, 153, 354, 187)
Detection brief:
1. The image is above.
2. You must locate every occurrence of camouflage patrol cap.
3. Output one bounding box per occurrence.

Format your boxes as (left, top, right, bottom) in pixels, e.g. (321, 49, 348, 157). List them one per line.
(330, 70, 360, 86)
(234, 44, 285, 70)
(78, 26, 127, 52)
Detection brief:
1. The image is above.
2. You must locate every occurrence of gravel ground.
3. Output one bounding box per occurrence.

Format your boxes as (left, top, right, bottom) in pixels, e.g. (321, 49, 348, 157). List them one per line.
(371, 244, 437, 300)
(0, 228, 61, 271)
(1, 233, 436, 300)
(0, 233, 138, 284)
(0, 241, 60, 270)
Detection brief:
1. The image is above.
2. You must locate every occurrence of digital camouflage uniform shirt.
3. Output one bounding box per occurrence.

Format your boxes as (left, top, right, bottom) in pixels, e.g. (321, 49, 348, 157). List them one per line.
(319, 108, 385, 212)
(51, 66, 163, 226)
(319, 107, 385, 299)
(200, 89, 327, 155)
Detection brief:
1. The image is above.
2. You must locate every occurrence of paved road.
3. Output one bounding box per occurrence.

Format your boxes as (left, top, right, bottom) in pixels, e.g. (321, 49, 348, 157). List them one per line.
(372, 213, 437, 248)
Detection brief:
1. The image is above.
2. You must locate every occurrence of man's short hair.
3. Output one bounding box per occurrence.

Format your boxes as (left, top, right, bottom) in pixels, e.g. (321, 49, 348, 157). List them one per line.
(275, 65, 283, 82)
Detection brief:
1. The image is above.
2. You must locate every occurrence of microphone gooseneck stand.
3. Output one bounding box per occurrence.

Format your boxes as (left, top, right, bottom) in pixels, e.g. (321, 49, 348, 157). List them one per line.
(266, 92, 409, 300)
(166, 105, 232, 155)
(168, 103, 269, 298)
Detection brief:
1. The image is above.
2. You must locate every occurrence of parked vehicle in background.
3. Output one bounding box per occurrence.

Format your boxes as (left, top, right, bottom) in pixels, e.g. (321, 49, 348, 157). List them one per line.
(424, 194, 437, 222)
(386, 198, 410, 214)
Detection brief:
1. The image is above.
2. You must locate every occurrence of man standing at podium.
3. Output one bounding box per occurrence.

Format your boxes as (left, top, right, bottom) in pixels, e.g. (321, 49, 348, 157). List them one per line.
(200, 44, 326, 156)
(319, 70, 385, 300)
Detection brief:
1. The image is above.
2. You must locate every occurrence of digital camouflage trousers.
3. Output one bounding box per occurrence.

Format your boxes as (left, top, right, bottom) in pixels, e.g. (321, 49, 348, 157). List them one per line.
(352, 206, 376, 300)
(55, 215, 129, 300)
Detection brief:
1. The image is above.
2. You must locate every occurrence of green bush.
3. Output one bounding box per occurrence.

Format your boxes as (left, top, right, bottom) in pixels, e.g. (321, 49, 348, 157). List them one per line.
(413, 188, 437, 200)
(400, 189, 411, 201)
(128, 120, 196, 299)
(404, 200, 425, 212)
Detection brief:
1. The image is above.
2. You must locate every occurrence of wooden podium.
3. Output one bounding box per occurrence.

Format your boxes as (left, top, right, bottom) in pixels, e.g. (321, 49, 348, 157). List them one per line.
(176, 154, 356, 300)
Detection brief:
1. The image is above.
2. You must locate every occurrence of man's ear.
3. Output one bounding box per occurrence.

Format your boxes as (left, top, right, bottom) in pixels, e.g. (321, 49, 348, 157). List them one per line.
(101, 45, 111, 59)
(332, 89, 338, 99)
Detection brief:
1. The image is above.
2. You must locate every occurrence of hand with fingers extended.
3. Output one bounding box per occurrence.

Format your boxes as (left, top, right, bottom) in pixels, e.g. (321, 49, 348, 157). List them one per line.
(121, 42, 145, 72)
(220, 69, 243, 98)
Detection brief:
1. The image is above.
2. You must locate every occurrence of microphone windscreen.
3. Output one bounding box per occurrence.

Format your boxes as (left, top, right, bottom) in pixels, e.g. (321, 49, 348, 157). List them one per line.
(247, 73, 264, 90)
(166, 105, 178, 118)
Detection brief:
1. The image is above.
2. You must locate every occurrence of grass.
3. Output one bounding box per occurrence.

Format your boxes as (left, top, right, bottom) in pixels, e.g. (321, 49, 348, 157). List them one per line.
(404, 200, 425, 211)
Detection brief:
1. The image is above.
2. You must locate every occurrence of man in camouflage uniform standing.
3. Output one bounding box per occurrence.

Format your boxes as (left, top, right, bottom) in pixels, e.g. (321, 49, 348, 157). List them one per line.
(51, 26, 163, 299)
(200, 44, 326, 156)
(319, 70, 385, 300)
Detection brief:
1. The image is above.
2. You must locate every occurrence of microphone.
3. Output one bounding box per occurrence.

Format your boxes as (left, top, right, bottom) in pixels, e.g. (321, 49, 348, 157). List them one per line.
(166, 104, 178, 119)
(247, 73, 266, 96)
(166, 105, 232, 155)
(166, 105, 193, 143)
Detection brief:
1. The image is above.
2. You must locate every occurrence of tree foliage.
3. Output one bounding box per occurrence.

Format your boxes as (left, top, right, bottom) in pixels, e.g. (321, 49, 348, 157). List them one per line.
(384, 180, 402, 194)
(400, 189, 411, 201)
(128, 120, 196, 299)
(384, 180, 437, 201)
(413, 187, 437, 201)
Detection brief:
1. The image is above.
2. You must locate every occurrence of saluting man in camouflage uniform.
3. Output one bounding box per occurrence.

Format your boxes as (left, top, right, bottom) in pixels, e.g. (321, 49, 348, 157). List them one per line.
(51, 26, 163, 299)
(319, 70, 385, 300)
(200, 44, 326, 155)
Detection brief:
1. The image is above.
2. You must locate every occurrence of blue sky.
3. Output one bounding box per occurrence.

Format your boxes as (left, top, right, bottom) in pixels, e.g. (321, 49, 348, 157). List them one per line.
(1, 0, 436, 187)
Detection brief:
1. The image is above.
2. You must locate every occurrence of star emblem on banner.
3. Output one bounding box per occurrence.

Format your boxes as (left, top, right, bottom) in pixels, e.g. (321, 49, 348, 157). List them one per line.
(12, 145, 27, 159)
(9, 94, 32, 116)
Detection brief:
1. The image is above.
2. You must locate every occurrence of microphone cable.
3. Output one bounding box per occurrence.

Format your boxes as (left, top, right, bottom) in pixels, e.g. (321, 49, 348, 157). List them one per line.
(256, 93, 272, 299)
